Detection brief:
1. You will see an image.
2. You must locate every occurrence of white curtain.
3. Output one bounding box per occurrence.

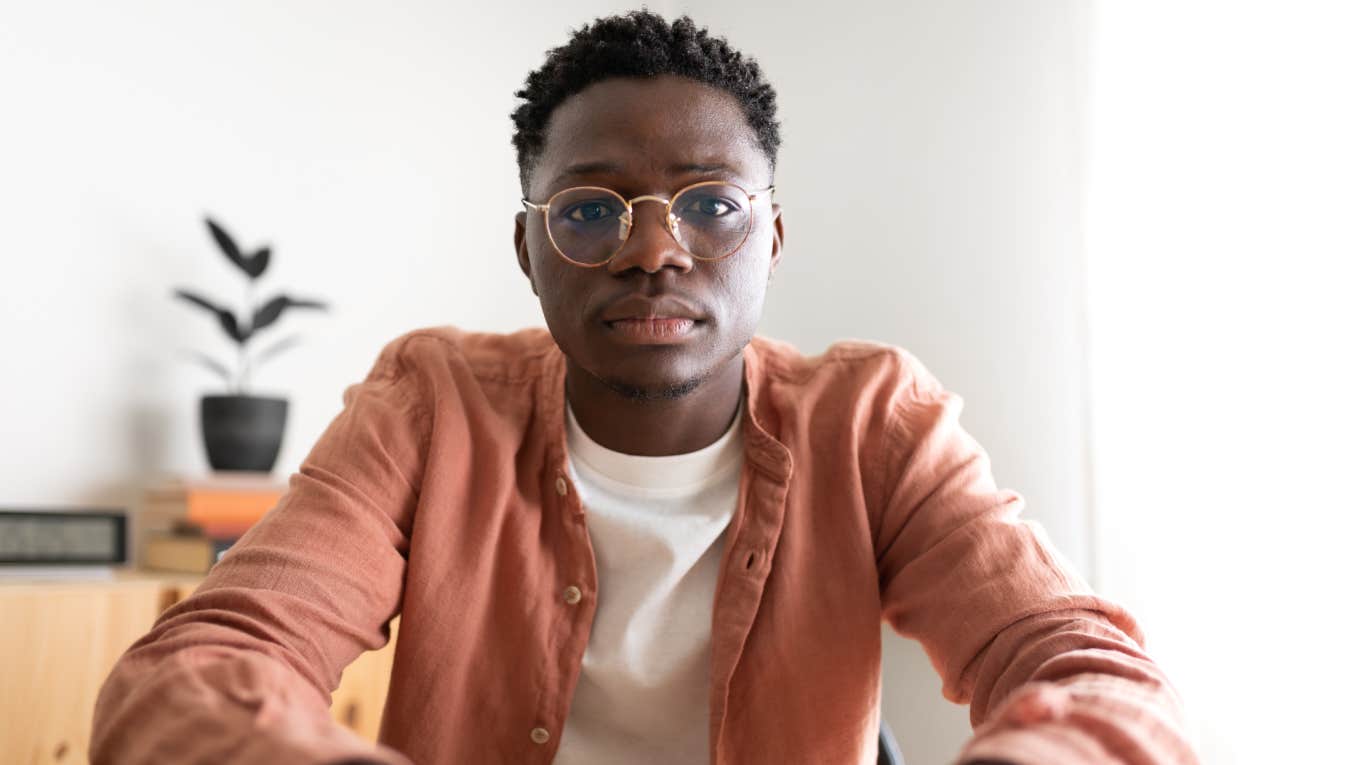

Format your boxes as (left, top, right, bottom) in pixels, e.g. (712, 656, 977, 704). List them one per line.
(1084, 2, 1360, 762)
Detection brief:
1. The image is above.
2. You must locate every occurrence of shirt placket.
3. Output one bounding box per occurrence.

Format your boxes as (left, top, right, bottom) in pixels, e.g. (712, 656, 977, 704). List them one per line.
(706, 427, 792, 764)
(523, 455, 596, 761)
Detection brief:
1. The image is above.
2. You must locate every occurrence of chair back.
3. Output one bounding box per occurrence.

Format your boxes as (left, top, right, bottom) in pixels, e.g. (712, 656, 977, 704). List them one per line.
(877, 720, 905, 765)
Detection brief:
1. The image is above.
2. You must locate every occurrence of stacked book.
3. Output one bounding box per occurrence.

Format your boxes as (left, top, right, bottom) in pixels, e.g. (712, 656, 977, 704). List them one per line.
(137, 472, 288, 573)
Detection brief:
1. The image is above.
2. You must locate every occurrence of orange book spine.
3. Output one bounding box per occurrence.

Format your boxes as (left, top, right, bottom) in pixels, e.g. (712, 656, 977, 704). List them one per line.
(185, 490, 284, 528)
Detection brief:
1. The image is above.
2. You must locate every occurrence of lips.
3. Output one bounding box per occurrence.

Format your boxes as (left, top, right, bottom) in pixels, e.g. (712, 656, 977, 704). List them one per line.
(599, 294, 705, 345)
(599, 294, 704, 323)
(607, 317, 697, 341)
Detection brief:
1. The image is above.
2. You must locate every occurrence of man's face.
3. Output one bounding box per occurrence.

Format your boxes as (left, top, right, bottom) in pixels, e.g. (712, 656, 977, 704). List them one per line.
(515, 74, 783, 400)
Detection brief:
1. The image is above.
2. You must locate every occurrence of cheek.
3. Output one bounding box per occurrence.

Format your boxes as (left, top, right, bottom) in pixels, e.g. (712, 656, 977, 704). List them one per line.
(530, 247, 592, 326)
(525, 233, 560, 295)
(703, 265, 767, 344)
(719, 234, 774, 315)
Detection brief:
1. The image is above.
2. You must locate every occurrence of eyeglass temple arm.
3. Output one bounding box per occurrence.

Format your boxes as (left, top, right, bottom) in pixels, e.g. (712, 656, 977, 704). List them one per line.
(748, 185, 776, 200)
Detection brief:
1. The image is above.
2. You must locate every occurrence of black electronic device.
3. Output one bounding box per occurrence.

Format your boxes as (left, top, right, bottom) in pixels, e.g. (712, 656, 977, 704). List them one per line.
(0, 509, 128, 565)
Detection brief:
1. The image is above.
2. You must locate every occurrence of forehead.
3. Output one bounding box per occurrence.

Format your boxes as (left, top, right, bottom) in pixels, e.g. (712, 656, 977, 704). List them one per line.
(533, 74, 766, 196)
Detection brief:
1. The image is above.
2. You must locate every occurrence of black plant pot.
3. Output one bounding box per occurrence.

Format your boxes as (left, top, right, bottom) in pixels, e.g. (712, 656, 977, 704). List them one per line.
(200, 395, 288, 472)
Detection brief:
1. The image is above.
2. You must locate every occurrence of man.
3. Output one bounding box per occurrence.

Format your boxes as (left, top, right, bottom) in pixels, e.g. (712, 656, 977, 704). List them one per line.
(92, 11, 1196, 765)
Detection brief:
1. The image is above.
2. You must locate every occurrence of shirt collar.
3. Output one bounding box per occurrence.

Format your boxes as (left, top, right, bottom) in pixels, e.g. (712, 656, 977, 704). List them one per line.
(536, 339, 793, 487)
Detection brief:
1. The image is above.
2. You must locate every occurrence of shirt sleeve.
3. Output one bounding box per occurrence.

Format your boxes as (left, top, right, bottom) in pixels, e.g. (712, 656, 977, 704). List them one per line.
(872, 357, 1199, 765)
(90, 335, 432, 765)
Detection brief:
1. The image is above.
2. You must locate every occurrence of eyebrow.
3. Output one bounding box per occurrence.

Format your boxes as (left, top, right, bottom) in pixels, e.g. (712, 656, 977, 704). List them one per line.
(550, 161, 740, 187)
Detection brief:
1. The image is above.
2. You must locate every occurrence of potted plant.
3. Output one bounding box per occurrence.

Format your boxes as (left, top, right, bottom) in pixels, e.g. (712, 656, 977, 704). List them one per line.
(174, 216, 329, 472)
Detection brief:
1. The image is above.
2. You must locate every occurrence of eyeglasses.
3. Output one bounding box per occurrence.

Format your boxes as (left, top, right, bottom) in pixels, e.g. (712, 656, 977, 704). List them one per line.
(522, 181, 775, 268)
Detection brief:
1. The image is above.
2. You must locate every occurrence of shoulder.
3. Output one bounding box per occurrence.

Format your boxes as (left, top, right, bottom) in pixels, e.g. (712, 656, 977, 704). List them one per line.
(747, 335, 966, 467)
(748, 335, 948, 405)
(368, 324, 557, 382)
(748, 336, 965, 510)
(344, 325, 556, 420)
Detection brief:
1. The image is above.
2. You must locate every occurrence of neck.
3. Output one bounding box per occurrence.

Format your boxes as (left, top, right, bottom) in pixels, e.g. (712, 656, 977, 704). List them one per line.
(564, 354, 745, 456)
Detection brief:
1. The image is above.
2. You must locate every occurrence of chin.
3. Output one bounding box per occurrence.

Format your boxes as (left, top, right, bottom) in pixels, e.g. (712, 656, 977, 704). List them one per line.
(599, 374, 704, 402)
(586, 348, 710, 401)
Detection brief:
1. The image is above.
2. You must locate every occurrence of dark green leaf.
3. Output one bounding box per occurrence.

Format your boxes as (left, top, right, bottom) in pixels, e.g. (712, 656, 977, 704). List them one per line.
(251, 294, 330, 333)
(242, 246, 271, 279)
(173, 288, 247, 344)
(205, 217, 251, 275)
(172, 288, 220, 315)
(219, 312, 245, 343)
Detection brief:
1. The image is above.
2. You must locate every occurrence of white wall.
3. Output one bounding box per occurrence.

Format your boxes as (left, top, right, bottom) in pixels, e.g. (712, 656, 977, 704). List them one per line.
(691, 3, 1094, 761)
(2, 2, 1095, 763)
(1085, 2, 1360, 762)
(0, 1, 609, 503)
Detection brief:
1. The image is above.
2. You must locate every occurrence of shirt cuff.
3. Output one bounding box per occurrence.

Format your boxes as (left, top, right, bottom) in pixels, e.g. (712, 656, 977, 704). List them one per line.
(955, 683, 1120, 765)
(957, 721, 1122, 765)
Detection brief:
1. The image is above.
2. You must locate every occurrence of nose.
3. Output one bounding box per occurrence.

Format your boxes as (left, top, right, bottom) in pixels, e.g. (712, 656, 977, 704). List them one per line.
(606, 200, 694, 275)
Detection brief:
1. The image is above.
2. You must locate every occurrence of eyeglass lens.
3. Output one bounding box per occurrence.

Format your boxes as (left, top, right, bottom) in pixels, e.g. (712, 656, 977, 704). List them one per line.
(545, 184, 753, 265)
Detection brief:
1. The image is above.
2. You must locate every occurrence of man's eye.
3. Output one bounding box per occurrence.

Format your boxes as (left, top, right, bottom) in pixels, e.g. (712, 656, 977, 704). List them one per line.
(564, 201, 617, 222)
(683, 196, 737, 217)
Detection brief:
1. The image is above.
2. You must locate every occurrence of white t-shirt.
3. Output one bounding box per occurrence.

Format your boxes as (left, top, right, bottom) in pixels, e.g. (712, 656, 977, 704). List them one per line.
(552, 398, 745, 765)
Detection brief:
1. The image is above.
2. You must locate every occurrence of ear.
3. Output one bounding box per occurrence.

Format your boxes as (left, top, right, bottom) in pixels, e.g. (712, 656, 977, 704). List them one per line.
(514, 211, 538, 297)
(767, 203, 784, 280)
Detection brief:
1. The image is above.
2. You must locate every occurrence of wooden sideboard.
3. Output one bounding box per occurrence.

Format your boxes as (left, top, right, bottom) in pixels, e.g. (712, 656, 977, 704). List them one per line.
(0, 571, 397, 764)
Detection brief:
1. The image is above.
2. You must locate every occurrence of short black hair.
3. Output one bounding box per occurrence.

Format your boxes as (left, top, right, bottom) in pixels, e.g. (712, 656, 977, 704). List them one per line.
(511, 10, 781, 192)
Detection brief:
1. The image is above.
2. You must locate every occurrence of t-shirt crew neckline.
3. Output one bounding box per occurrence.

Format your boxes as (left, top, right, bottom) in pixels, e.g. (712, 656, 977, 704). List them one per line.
(565, 395, 745, 497)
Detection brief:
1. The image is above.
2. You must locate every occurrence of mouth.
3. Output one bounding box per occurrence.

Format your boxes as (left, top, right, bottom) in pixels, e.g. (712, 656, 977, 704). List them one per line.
(603, 317, 702, 344)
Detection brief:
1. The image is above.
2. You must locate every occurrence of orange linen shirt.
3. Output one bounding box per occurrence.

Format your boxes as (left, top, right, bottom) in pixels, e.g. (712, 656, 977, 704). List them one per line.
(92, 326, 1197, 764)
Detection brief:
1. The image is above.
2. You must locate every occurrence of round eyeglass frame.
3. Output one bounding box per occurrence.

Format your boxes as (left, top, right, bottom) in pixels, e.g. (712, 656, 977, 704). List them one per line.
(522, 180, 776, 268)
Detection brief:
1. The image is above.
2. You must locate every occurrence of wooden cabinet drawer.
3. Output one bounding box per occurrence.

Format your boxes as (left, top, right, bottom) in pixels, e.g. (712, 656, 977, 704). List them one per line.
(0, 574, 396, 764)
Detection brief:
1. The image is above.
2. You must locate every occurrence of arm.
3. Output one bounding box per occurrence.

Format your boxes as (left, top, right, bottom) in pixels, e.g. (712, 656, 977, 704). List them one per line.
(872, 365, 1198, 765)
(91, 336, 433, 765)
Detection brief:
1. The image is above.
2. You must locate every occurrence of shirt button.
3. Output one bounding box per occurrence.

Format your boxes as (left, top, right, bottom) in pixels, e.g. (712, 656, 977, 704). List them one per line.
(563, 585, 582, 604)
(530, 727, 550, 745)
(555, 476, 568, 496)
